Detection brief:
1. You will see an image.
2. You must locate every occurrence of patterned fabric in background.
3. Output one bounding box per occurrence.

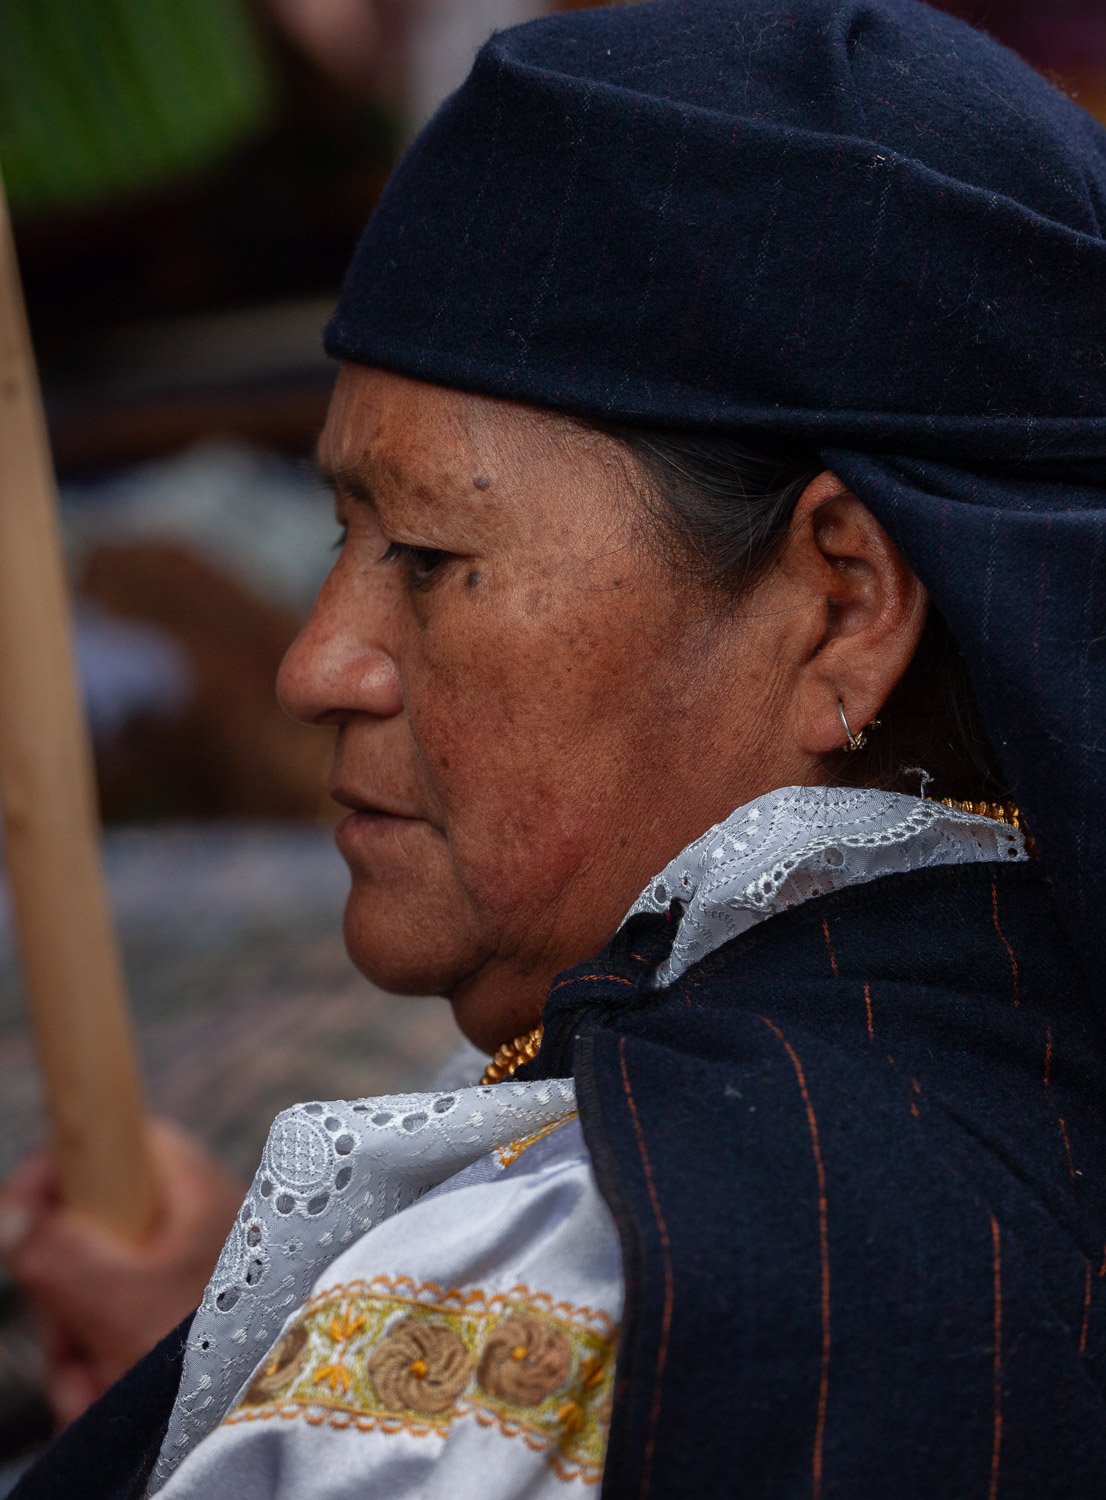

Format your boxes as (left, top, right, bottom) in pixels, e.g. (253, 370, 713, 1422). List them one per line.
(0, 824, 458, 1185)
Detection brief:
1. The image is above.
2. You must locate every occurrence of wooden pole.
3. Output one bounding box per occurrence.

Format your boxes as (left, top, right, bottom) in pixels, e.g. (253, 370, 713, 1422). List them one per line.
(0, 174, 158, 1243)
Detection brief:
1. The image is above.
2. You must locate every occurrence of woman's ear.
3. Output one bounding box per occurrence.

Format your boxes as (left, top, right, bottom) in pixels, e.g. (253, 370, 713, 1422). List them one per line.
(782, 472, 929, 757)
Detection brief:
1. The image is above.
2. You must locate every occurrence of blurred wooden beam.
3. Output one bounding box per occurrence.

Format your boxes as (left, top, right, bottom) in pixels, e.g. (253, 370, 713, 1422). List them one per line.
(0, 174, 158, 1243)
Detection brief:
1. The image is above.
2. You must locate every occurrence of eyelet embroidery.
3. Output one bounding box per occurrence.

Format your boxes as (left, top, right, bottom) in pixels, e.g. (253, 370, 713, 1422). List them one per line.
(625, 786, 1029, 988)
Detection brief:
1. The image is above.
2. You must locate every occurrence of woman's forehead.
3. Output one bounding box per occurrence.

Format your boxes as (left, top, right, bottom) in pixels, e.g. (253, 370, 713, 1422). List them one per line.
(318, 363, 591, 501)
(319, 365, 476, 480)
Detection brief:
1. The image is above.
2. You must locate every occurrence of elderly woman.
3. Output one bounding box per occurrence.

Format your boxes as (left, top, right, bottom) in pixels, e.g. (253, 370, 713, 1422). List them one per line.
(7, 0, 1106, 1495)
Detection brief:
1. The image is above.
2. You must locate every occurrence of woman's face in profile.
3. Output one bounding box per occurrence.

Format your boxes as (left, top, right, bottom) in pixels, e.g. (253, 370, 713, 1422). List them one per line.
(278, 365, 814, 1048)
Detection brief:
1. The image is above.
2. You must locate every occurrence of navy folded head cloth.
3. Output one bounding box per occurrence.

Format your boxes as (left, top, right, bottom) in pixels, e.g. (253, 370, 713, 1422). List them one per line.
(326, 0, 1106, 993)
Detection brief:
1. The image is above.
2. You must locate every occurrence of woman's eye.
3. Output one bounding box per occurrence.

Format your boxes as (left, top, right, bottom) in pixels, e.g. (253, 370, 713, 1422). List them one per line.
(378, 540, 451, 588)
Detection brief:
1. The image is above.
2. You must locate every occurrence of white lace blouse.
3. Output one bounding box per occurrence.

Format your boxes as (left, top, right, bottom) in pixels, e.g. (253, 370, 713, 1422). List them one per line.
(150, 787, 1026, 1497)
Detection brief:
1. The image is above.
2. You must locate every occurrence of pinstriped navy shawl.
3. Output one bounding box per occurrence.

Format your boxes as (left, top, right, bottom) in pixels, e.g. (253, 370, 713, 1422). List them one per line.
(325, 0, 1106, 996)
(12, 863, 1103, 1499)
(536, 859, 1106, 1497)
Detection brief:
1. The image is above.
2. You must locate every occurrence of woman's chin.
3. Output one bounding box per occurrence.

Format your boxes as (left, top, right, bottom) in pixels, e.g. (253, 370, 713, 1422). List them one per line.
(343, 934, 458, 998)
(341, 901, 544, 1053)
(341, 897, 475, 1000)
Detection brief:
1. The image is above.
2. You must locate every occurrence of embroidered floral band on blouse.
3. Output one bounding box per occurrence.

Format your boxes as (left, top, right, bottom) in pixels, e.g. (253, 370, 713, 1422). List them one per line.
(149, 1080, 579, 1492)
(224, 1276, 617, 1485)
(150, 787, 1025, 1493)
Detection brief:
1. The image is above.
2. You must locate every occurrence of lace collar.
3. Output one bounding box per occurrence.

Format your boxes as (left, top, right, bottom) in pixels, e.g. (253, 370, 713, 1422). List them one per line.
(625, 786, 1027, 988)
(150, 785, 1025, 1490)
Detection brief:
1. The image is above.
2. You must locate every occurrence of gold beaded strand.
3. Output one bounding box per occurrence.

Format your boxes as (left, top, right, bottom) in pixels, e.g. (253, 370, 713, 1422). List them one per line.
(481, 1025, 544, 1085)
(480, 800, 1031, 1084)
(935, 797, 1035, 853)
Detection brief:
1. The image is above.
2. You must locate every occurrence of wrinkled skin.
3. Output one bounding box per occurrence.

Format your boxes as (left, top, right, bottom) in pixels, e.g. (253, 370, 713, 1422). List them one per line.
(0, 365, 927, 1426)
(278, 365, 928, 1049)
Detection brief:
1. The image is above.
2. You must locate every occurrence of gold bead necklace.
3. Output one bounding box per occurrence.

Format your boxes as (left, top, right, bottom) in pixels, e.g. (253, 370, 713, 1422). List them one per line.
(935, 797, 1035, 852)
(480, 799, 1031, 1084)
(481, 1025, 545, 1085)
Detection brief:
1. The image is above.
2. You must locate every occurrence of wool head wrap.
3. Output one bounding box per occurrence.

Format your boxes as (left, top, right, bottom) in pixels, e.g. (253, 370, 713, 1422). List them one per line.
(326, 0, 1106, 994)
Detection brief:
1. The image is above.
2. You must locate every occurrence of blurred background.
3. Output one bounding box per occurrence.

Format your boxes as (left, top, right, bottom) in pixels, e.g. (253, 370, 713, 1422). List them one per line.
(0, 0, 1103, 1480)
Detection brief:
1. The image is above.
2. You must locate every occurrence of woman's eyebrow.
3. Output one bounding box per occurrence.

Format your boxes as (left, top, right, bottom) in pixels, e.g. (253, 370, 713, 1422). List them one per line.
(312, 453, 378, 508)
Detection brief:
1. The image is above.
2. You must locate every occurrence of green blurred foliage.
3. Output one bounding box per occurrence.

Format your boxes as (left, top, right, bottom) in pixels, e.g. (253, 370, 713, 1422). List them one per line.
(0, 0, 273, 215)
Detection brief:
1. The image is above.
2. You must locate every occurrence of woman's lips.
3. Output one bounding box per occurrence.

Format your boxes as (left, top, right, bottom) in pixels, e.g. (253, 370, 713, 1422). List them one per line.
(329, 782, 433, 861)
(333, 807, 426, 860)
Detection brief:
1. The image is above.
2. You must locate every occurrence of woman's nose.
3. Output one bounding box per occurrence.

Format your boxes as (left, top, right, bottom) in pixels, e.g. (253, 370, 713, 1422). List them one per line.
(277, 584, 403, 726)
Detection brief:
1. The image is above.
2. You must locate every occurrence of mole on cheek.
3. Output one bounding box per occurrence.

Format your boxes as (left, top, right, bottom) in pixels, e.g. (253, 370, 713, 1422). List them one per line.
(467, 570, 484, 588)
(473, 475, 490, 491)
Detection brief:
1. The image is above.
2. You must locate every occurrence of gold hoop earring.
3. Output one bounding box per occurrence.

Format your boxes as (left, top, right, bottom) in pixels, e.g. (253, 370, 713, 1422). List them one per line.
(838, 699, 878, 752)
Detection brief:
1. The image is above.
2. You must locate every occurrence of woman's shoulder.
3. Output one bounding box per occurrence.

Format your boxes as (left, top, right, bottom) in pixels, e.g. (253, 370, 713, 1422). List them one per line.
(155, 1113, 622, 1499)
(563, 859, 1106, 1496)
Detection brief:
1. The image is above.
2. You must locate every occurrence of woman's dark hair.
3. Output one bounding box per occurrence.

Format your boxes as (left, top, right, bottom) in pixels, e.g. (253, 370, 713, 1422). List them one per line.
(596, 422, 1011, 803)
